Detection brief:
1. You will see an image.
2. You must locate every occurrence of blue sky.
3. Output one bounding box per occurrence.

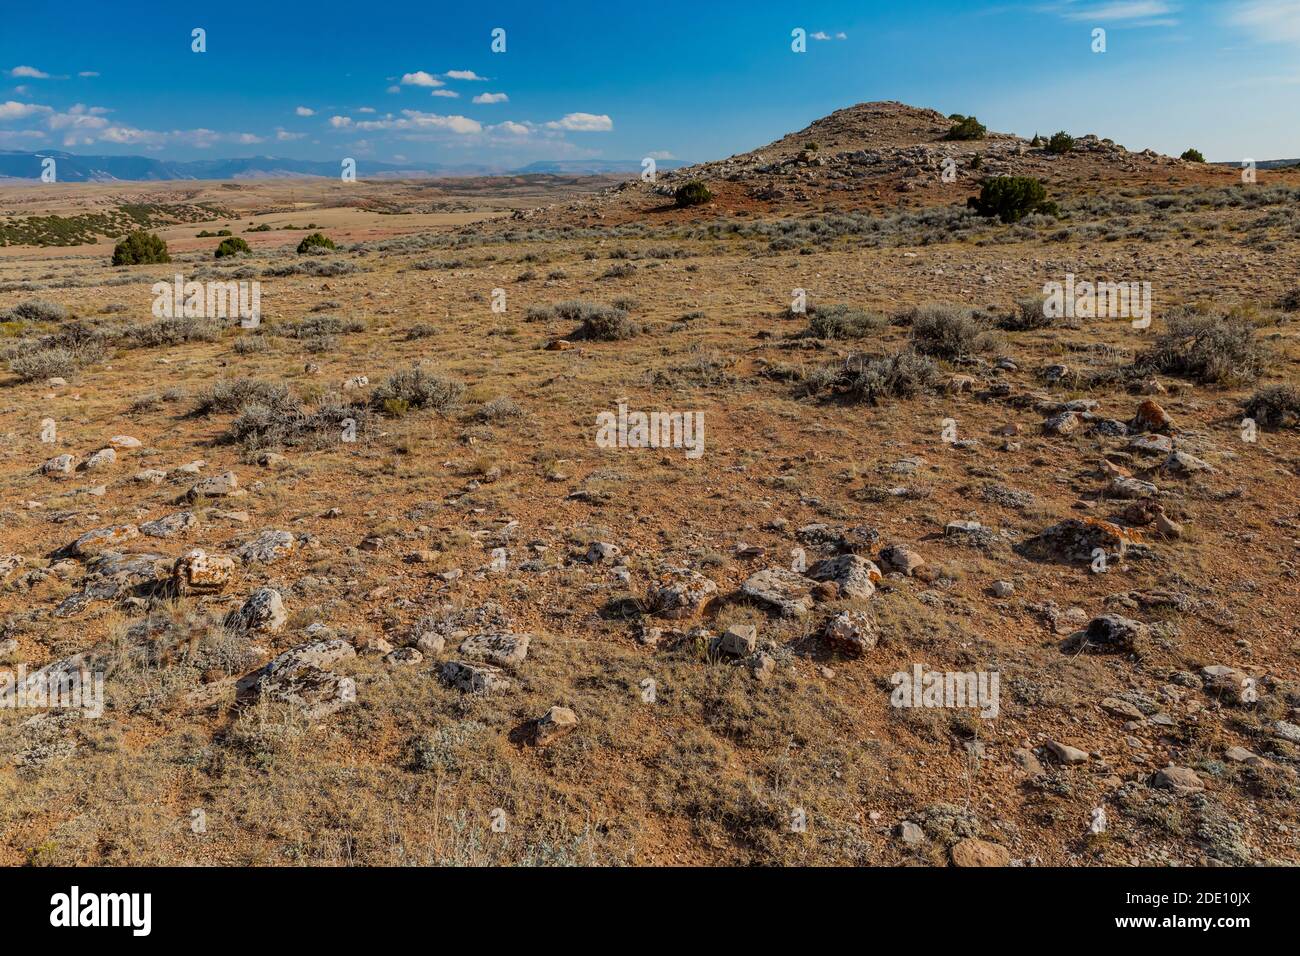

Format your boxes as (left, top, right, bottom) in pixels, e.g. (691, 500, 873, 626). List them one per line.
(2, 0, 1299, 166)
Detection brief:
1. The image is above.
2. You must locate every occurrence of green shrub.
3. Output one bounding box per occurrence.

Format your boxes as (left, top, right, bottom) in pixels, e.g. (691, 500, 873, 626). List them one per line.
(371, 366, 464, 413)
(1243, 385, 1300, 428)
(193, 378, 296, 416)
(1180, 148, 1205, 163)
(967, 176, 1054, 223)
(998, 295, 1055, 331)
(3, 299, 68, 323)
(909, 305, 995, 359)
(803, 304, 886, 340)
(215, 237, 251, 258)
(1138, 311, 1269, 385)
(9, 345, 77, 381)
(122, 316, 222, 348)
(568, 302, 641, 341)
(815, 349, 942, 405)
(674, 181, 712, 208)
(296, 232, 336, 254)
(112, 230, 170, 266)
(945, 116, 986, 141)
(1046, 131, 1075, 155)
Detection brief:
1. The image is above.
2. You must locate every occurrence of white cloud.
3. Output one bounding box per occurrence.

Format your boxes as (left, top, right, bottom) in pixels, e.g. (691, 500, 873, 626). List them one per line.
(1057, 1, 1178, 21)
(473, 92, 508, 104)
(386, 84, 400, 94)
(810, 30, 847, 40)
(10, 65, 50, 79)
(494, 121, 529, 135)
(0, 129, 47, 143)
(647, 150, 676, 160)
(401, 71, 443, 87)
(431, 89, 459, 98)
(1228, 0, 1300, 43)
(275, 128, 305, 141)
(544, 112, 613, 131)
(47, 103, 111, 132)
(331, 110, 482, 134)
(235, 132, 263, 144)
(78, 71, 99, 78)
(358, 106, 376, 113)
(98, 126, 165, 146)
(444, 69, 487, 80)
(295, 106, 315, 116)
(0, 100, 52, 120)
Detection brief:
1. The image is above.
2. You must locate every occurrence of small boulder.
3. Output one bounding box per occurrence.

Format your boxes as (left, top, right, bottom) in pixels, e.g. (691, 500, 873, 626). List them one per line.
(535, 705, 579, 745)
(824, 610, 877, 657)
(225, 587, 287, 634)
(950, 838, 1010, 868)
(741, 568, 815, 617)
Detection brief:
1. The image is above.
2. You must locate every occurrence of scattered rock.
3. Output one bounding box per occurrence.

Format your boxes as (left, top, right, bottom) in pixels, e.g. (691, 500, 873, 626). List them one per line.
(718, 624, 757, 656)
(824, 610, 877, 657)
(740, 568, 815, 617)
(236, 529, 296, 565)
(950, 838, 1010, 867)
(1152, 765, 1205, 794)
(645, 567, 720, 619)
(226, 587, 287, 634)
(81, 447, 117, 471)
(879, 545, 925, 575)
(441, 660, 513, 694)
(141, 511, 198, 538)
(188, 471, 239, 500)
(535, 705, 579, 745)
(172, 549, 235, 594)
(458, 632, 531, 667)
(67, 524, 139, 557)
(1046, 740, 1090, 764)
(806, 554, 881, 599)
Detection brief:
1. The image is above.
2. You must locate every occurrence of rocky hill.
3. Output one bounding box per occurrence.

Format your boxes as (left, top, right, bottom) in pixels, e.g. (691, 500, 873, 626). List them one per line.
(514, 101, 1271, 226)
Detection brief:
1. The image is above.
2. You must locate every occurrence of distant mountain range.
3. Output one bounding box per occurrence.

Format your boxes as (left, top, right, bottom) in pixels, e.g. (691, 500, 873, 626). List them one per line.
(0, 150, 688, 183)
(1212, 158, 1300, 170)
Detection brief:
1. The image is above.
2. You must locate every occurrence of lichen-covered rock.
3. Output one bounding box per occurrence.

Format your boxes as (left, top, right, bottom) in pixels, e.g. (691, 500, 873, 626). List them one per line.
(458, 632, 531, 667)
(646, 567, 718, 619)
(68, 524, 139, 557)
(172, 548, 235, 593)
(188, 471, 238, 500)
(741, 568, 814, 617)
(807, 554, 881, 599)
(141, 511, 197, 538)
(40, 454, 77, 477)
(81, 447, 117, 471)
(236, 529, 296, 565)
(718, 624, 757, 656)
(441, 660, 513, 694)
(824, 610, 877, 657)
(225, 587, 286, 634)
